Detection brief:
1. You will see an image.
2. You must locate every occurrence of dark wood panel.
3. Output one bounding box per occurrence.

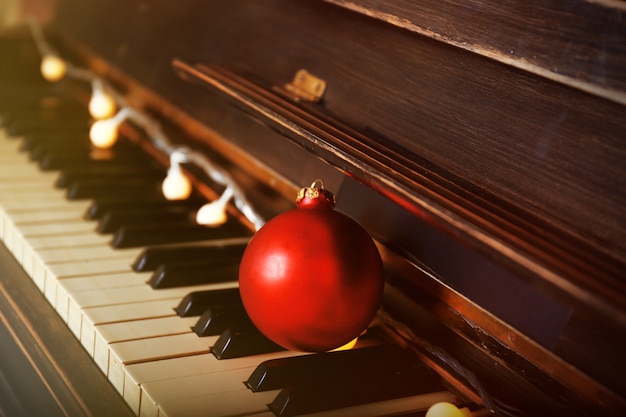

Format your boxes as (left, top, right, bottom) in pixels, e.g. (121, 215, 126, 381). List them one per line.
(324, 0, 626, 104)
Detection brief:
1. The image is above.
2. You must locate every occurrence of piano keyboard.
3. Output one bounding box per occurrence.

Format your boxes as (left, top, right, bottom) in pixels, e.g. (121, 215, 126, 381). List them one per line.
(0, 92, 459, 416)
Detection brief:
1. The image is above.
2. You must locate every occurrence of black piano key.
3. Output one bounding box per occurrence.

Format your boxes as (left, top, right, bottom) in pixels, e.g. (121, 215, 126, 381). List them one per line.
(174, 288, 242, 317)
(246, 344, 416, 392)
(19, 132, 91, 151)
(0, 94, 89, 112)
(268, 361, 446, 417)
(85, 196, 205, 220)
(40, 150, 150, 172)
(132, 241, 247, 272)
(211, 326, 284, 360)
(28, 141, 90, 162)
(97, 206, 195, 234)
(0, 99, 81, 120)
(192, 304, 252, 337)
(110, 220, 251, 249)
(56, 163, 164, 188)
(66, 178, 165, 200)
(6, 110, 89, 124)
(30, 138, 141, 161)
(5, 118, 90, 136)
(148, 259, 239, 289)
(25, 132, 136, 159)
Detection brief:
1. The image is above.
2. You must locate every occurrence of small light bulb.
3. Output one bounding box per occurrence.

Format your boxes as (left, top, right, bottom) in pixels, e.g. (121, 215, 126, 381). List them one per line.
(196, 187, 234, 226)
(89, 89, 116, 119)
(89, 118, 119, 149)
(425, 402, 472, 417)
(162, 165, 192, 200)
(196, 201, 228, 226)
(89, 108, 131, 149)
(40, 54, 67, 82)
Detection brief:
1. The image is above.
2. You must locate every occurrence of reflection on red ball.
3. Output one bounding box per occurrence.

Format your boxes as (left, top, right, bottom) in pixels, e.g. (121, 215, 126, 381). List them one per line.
(239, 200, 384, 352)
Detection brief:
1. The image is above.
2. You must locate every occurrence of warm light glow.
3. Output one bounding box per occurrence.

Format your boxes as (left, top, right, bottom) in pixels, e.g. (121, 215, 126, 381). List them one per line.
(40, 54, 67, 82)
(89, 118, 120, 149)
(89, 89, 116, 119)
(196, 187, 233, 226)
(196, 201, 228, 226)
(426, 402, 472, 417)
(89, 108, 130, 149)
(162, 165, 192, 200)
(331, 337, 358, 351)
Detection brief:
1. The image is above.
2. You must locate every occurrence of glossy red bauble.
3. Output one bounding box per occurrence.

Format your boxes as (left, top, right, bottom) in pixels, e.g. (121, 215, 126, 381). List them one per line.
(238, 181, 384, 352)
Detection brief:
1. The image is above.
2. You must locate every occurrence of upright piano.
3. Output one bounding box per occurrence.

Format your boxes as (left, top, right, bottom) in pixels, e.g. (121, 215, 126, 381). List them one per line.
(0, 1, 625, 416)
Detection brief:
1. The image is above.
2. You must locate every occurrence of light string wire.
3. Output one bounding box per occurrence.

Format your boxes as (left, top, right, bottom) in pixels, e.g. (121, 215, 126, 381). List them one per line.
(27, 20, 266, 231)
(26, 17, 53, 57)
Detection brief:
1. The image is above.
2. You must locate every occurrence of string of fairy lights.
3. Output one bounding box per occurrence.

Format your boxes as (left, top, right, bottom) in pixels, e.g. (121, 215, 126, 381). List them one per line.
(28, 19, 266, 231)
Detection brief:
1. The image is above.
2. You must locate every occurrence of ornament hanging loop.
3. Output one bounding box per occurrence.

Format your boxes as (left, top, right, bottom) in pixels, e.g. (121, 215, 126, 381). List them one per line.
(310, 179, 325, 189)
(296, 179, 336, 208)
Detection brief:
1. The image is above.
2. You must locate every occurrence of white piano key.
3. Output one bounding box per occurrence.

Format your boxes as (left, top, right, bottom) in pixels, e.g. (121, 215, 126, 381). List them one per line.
(3, 215, 95, 276)
(16, 216, 110, 280)
(59, 271, 149, 292)
(80, 299, 179, 360)
(0, 206, 5, 239)
(0, 160, 49, 177)
(16, 220, 96, 237)
(79, 299, 180, 371)
(0, 171, 55, 187)
(26, 232, 111, 250)
(146, 364, 254, 395)
(42, 258, 137, 306)
(5, 205, 89, 224)
(37, 246, 142, 265)
(157, 388, 278, 417)
(130, 355, 288, 417)
(1, 195, 89, 211)
(91, 316, 200, 370)
(55, 272, 150, 323)
(69, 281, 238, 311)
(98, 316, 200, 345)
(0, 134, 21, 150)
(106, 333, 215, 394)
(69, 281, 238, 351)
(0, 188, 75, 206)
(0, 181, 65, 194)
(83, 299, 179, 326)
(2, 212, 27, 269)
(46, 257, 136, 277)
(124, 349, 305, 415)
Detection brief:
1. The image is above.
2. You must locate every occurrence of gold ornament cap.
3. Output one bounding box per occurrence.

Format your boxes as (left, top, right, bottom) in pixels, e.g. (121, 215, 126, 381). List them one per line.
(296, 179, 336, 209)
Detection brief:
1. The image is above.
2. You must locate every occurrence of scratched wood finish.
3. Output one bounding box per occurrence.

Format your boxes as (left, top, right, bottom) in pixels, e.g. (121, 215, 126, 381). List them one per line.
(324, 0, 626, 104)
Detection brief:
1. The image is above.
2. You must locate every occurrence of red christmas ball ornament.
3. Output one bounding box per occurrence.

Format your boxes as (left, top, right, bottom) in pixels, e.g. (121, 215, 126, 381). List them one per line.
(239, 180, 384, 352)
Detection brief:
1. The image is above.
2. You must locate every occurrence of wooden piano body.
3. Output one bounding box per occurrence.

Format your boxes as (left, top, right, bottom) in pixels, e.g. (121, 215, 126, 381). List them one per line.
(0, 0, 625, 416)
